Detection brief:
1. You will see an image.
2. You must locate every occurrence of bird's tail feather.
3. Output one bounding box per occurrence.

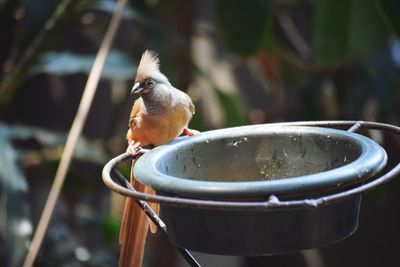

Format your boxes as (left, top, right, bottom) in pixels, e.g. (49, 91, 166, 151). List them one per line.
(119, 161, 158, 267)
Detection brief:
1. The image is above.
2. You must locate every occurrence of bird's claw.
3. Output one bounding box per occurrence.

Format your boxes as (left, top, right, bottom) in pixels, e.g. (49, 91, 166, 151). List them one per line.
(126, 141, 142, 157)
(183, 127, 200, 136)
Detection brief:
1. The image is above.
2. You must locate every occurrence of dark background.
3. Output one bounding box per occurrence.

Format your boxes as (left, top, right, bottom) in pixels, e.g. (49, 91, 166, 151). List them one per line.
(1, 0, 400, 266)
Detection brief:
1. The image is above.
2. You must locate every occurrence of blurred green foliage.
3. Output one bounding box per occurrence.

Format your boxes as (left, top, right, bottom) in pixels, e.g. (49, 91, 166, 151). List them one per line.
(34, 51, 136, 80)
(214, 88, 246, 127)
(313, 0, 388, 66)
(215, 0, 271, 56)
(374, 0, 400, 38)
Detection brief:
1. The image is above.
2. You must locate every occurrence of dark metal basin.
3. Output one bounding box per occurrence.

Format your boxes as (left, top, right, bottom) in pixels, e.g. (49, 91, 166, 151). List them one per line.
(135, 126, 387, 199)
(133, 125, 387, 255)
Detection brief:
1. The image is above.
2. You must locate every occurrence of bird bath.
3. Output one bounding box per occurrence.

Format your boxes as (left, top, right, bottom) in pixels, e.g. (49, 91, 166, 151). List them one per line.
(103, 121, 400, 264)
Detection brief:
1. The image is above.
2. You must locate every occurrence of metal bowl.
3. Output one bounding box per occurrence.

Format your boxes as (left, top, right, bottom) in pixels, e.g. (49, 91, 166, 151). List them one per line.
(131, 125, 387, 255)
(135, 125, 387, 199)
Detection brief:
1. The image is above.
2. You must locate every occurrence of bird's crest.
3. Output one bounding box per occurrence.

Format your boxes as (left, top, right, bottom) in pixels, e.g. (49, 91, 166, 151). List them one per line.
(135, 50, 167, 83)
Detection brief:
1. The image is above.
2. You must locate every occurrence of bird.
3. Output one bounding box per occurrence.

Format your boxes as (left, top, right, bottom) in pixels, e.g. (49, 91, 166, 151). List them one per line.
(119, 50, 198, 267)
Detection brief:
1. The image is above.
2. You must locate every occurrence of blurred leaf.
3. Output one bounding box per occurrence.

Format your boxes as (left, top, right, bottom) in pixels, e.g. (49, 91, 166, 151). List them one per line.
(19, 0, 62, 37)
(302, 87, 323, 120)
(0, 125, 31, 267)
(1, 123, 109, 164)
(86, 0, 182, 43)
(313, 0, 389, 67)
(0, 127, 28, 192)
(7, 124, 63, 145)
(215, 0, 271, 56)
(32, 51, 136, 80)
(261, 20, 282, 54)
(348, 0, 389, 58)
(88, 0, 139, 20)
(1, 190, 31, 267)
(0, 132, 29, 267)
(313, 1, 351, 66)
(101, 216, 120, 246)
(374, 0, 400, 38)
(0, 122, 110, 266)
(74, 138, 109, 164)
(214, 88, 246, 127)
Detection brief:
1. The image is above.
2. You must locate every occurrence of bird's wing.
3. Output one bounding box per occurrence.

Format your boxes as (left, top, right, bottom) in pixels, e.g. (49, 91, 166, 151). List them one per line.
(129, 99, 142, 127)
(179, 89, 195, 115)
(126, 99, 142, 143)
(188, 97, 195, 115)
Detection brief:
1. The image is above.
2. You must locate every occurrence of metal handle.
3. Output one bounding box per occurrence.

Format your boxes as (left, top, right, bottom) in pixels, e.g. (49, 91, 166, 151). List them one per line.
(110, 150, 201, 266)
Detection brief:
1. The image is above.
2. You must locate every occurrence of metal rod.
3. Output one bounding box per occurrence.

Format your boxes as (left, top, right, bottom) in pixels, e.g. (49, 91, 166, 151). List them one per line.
(347, 121, 363, 132)
(102, 121, 400, 211)
(113, 169, 201, 267)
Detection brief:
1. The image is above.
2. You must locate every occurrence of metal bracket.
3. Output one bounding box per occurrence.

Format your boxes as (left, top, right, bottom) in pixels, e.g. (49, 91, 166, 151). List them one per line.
(102, 121, 400, 266)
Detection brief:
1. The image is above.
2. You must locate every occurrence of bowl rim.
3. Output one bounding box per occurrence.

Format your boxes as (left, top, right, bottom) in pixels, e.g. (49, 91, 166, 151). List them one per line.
(134, 125, 387, 198)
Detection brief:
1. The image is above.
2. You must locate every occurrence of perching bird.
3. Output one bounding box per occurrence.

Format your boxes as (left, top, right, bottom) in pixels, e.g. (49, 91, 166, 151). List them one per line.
(119, 50, 198, 267)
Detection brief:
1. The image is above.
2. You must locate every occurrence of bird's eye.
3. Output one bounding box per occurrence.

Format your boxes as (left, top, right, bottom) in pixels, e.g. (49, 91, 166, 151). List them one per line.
(145, 79, 156, 88)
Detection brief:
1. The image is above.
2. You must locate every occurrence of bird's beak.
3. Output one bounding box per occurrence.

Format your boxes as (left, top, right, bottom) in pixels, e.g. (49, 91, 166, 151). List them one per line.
(131, 82, 142, 95)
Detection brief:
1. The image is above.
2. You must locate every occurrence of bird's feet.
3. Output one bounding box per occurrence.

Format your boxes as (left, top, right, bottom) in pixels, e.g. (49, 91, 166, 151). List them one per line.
(126, 141, 141, 156)
(182, 127, 200, 136)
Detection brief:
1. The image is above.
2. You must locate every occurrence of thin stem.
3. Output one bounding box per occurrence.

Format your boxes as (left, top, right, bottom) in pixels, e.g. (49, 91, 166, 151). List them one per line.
(0, 0, 77, 108)
(21, 0, 129, 266)
(277, 11, 312, 61)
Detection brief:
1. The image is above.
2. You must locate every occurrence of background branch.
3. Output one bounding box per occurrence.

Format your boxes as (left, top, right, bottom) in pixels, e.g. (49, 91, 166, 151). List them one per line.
(0, 0, 78, 109)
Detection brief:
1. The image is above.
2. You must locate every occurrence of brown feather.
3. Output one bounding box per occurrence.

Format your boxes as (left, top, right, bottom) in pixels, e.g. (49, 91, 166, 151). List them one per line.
(119, 162, 156, 267)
